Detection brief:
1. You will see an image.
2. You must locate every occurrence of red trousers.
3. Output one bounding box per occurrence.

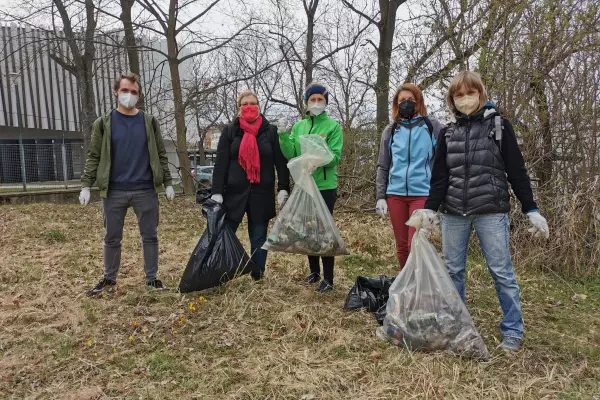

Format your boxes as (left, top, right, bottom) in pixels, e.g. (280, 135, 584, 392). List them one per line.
(387, 195, 427, 268)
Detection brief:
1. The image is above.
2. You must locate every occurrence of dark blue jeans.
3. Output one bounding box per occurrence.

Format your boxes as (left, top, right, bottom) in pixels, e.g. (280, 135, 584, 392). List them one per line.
(441, 213, 523, 339)
(227, 219, 269, 277)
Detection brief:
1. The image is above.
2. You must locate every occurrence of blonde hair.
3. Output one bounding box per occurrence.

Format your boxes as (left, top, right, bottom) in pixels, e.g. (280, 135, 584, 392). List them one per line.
(392, 83, 427, 120)
(237, 90, 260, 108)
(446, 71, 488, 114)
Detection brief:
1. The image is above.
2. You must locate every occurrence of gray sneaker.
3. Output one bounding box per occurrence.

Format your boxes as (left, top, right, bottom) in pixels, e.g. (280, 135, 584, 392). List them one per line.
(500, 336, 521, 352)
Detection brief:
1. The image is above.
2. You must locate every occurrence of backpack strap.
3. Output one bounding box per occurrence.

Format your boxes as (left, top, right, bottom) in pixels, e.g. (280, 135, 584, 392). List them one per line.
(423, 116, 436, 158)
(97, 110, 115, 136)
(494, 115, 503, 150)
(423, 116, 434, 138)
(388, 121, 399, 148)
(98, 115, 105, 136)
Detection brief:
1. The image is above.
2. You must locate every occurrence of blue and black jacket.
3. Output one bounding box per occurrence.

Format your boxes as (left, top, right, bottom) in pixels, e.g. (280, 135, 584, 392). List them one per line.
(376, 115, 443, 199)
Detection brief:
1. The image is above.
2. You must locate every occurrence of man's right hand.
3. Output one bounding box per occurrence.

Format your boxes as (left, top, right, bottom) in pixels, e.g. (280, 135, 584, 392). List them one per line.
(210, 194, 223, 204)
(79, 187, 91, 206)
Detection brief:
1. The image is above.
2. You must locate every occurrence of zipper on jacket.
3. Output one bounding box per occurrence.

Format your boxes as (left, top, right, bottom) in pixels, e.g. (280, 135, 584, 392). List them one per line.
(405, 125, 413, 196)
(425, 155, 429, 178)
(323, 167, 327, 180)
(307, 116, 315, 135)
(463, 120, 471, 216)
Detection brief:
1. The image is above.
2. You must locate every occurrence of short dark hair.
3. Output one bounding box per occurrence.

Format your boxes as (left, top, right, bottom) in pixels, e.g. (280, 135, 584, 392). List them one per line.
(114, 73, 141, 92)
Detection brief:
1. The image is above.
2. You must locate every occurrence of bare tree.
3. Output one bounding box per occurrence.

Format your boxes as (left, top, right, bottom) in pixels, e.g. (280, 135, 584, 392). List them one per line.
(268, 0, 371, 116)
(342, 0, 406, 132)
(119, 0, 143, 109)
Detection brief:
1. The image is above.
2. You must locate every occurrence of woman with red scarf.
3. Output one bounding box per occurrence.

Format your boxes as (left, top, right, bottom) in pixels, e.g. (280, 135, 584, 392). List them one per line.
(211, 90, 291, 281)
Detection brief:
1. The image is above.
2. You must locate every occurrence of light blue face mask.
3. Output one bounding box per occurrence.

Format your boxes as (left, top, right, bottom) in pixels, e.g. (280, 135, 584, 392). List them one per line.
(118, 93, 138, 109)
(307, 103, 326, 116)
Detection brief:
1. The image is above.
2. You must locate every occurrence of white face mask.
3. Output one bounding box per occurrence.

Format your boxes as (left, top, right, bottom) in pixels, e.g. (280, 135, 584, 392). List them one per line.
(307, 103, 326, 116)
(454, 94, 480, 115)
(118, 93, 138, 109)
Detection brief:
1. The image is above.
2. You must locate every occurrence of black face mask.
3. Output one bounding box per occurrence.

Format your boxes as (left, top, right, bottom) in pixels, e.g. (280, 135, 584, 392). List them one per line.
(398, 100, 416, 119)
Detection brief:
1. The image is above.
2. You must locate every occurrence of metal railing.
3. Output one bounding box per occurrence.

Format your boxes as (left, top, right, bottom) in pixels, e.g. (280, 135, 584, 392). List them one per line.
(0, 141, 84, 192)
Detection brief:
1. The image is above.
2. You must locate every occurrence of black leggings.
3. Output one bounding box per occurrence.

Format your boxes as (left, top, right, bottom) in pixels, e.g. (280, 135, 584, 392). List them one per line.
(308, 189, 337, 283)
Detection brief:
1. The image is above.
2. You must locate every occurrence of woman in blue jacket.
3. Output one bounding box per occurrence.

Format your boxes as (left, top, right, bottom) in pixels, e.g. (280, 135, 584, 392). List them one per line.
(375, 83, 442, 268)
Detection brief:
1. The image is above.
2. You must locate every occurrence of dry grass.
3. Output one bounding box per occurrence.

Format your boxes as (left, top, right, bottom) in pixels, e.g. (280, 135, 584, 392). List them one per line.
(0, 196, 599, 399)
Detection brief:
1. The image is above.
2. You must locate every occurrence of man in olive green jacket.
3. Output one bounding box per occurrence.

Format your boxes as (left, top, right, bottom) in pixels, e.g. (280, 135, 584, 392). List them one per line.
(79, 73, 174, 296)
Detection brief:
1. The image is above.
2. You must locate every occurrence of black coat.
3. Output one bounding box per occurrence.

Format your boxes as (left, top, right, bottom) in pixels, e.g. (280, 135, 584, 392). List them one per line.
(212, 116, 290, 224)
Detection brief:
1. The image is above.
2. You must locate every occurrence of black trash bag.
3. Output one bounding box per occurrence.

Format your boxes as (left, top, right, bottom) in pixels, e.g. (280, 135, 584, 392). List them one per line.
(374, 304, 387, 326)
(343, 275, 395, 324)
(195, 187, 212, 205)
(178, 199, 254, 293)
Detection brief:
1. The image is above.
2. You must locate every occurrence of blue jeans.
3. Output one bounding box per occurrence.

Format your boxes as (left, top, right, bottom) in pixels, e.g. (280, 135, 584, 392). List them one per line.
(441, 213, 523, 339)
(227, 219, 268, 277)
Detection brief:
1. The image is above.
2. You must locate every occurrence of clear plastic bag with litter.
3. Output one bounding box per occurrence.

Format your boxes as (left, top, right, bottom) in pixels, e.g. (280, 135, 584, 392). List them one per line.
(262, 134, 349, 257)
(376, 210, 490, 359)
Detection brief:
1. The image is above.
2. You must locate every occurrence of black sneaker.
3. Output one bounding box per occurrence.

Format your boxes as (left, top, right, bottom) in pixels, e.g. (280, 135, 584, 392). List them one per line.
(146, 279, 167, 290)
(303, 272, 321, 285)
(88, 278, 117, 296)
(315, 280, 334, 293)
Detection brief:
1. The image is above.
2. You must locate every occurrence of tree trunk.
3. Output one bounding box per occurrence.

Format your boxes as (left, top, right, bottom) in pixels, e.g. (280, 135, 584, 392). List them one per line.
(531, 75, 553, 188)
(120, 0, 144, 109)
(79, 69, 97, 172)
(375, 0, 402, 133)
(167, 43, 192, 194)
(196, 113, 207, 166)
(304, 0, 318, 87)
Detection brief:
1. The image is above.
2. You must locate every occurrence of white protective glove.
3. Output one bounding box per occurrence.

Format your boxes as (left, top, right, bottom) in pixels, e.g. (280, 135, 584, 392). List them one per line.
(527, 211, 549, 239)
(277, 190, 289, 210)
(375, 199, 388, 217)
(79, 187, 90, 206)
(165, 186, 175, 201)
(277, 117, 289, 134)
(210, 194, 223, 204)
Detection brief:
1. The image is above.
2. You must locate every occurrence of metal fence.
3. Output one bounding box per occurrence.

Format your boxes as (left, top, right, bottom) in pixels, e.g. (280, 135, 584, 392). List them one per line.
(0, 141, 84, 192)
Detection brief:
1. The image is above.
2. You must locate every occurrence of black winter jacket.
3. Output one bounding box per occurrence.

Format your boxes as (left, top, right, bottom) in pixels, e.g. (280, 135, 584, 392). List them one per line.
(212, 116, 290, 224)
(425, 106, 537, 215)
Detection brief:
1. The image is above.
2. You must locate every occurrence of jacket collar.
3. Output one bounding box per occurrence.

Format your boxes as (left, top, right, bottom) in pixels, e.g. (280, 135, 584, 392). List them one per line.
(398, 114, 424, 125)
(304, 111, 329, 122)
(451, 102, 499, 123)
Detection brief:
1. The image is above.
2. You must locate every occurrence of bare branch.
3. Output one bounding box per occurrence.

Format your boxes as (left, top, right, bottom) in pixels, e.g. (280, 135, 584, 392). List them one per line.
(341, 0, 379, 27)
(178, 23, 254, 64)
(175, 0, 221, 34)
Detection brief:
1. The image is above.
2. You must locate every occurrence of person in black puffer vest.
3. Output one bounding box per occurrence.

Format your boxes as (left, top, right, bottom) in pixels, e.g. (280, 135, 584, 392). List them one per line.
(418, 71, 550, 353)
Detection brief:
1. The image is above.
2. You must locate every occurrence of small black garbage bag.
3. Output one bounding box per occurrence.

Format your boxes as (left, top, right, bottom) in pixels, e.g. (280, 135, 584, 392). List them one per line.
(343, 275, 395, 324)
(178, 199, 254, 293)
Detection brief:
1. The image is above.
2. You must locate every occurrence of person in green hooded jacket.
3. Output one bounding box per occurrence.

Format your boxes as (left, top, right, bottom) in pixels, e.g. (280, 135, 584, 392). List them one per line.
(277, 83, 344, 293)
